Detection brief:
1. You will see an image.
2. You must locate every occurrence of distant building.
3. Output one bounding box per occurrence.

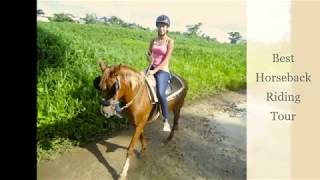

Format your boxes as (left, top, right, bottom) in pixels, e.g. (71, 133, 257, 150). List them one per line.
(64, 13, 85, 24)
(37, 14, 50, 22)
(37, 13, 85, 24)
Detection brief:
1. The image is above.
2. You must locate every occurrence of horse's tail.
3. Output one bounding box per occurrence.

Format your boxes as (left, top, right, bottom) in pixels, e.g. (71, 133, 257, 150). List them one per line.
(175, 74, 188, 105)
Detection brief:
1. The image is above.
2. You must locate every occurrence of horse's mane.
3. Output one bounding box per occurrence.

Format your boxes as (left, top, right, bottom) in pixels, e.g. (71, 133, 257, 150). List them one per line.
(120, 65, 143, 90)
(117, 64, 140, 73)
(106, 64, 143, 91)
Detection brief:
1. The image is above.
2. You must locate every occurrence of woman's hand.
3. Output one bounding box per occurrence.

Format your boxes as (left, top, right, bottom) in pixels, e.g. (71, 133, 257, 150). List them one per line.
(147, 70, 157, 76)
(146, 52, 153, 63)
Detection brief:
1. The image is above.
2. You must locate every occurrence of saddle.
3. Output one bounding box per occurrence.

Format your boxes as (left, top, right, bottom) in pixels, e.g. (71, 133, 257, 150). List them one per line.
(142, 71, 185, 123)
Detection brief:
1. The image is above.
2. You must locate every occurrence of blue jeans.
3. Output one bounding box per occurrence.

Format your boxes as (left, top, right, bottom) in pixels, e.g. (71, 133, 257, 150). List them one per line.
(153, 69, 171, 119)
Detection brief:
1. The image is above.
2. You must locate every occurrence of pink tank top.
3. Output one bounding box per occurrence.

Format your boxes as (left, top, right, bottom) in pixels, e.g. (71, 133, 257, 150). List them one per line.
(151, 40, 169, 72)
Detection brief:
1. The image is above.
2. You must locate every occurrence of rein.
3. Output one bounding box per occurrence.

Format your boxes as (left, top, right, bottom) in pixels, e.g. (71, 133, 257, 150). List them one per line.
(121, 63, 153, 111)
(103, 70, 146, 112)
(119, 76, 145, 111)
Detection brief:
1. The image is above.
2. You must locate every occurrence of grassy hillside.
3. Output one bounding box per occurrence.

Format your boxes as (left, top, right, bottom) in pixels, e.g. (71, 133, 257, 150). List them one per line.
(37, 22, 246, 161)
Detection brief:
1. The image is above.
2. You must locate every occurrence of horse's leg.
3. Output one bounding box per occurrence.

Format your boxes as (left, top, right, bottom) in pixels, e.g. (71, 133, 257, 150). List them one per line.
(140, 130, 147, 153)
(167, 105, 182, 141)
(119, 120, 146, 180)
(173, 105, 182, 130)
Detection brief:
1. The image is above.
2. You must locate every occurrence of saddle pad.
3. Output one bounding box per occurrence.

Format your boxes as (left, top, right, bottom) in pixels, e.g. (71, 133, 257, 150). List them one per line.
(141, 71, 185, 104)
(143, 73, 158, 104)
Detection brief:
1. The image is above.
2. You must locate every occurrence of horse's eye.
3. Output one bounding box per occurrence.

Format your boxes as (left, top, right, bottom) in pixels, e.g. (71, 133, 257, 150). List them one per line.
(110, 84, 116, 93)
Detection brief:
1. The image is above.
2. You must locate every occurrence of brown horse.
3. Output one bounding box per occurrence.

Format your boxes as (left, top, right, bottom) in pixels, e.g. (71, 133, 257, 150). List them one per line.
(95, 60, 188, 179)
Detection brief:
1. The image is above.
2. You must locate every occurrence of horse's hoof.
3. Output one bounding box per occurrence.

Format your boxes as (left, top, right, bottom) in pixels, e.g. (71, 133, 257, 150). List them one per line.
(162, 139, 170, 145)
(133, 149, 140, 158)
(140, 147, 147, 153)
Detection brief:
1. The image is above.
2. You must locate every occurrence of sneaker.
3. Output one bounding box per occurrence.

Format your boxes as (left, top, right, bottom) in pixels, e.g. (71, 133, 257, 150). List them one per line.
(163, 120, 171, 132)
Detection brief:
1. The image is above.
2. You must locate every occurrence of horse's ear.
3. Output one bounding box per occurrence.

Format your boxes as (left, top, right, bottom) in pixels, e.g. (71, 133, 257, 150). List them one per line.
(97, 59, 108, 72)
(114, 64, 121, 72)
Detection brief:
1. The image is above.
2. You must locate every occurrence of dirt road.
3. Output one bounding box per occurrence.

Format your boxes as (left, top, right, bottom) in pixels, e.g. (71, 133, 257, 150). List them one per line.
(37, 90, 246, 180)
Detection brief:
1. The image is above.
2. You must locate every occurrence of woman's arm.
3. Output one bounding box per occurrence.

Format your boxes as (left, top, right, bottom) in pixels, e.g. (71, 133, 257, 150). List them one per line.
(147, 38, 155, 63)
(153, 38, 174, 73)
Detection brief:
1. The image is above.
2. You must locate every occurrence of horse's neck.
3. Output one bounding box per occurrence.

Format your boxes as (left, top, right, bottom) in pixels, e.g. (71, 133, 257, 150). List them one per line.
(122, 70, 153, 111)
(122, 70, 144, 101)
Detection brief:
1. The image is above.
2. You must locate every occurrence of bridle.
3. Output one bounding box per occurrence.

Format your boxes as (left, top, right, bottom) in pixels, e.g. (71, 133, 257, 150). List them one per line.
(101, 68, 146, 113)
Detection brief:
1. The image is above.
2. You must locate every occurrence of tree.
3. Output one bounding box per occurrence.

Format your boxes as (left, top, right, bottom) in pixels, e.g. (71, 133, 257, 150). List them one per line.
(49, 13, 75, 22)
(108, 16, 125, 25)
(202, 34, 216, 42)
(228, 32, 242, 44)
(100, 16, 108, 25)
(186, 22, 203, 36)
(82, 13, 98, 24)
(37, 9, 45, 16)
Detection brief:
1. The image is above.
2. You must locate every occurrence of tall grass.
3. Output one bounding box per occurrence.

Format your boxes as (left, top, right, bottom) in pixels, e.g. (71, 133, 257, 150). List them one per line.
(37, 22, 246, 161)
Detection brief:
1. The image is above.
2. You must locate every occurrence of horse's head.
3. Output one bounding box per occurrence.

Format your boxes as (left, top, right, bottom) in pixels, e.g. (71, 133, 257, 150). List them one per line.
(98, 61, 124, 99)
(94, 60, 129, 117)
(94, 60, 143, 117)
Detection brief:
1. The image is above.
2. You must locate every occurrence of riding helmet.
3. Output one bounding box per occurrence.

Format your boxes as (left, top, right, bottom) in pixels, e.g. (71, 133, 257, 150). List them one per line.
(156, 15, 170, 27)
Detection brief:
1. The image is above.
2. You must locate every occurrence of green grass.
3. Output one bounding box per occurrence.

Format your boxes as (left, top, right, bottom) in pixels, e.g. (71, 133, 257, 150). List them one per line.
(37, 22, 246, 161)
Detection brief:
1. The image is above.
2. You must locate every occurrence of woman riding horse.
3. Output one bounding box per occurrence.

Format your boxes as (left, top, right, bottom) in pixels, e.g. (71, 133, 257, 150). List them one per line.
(95, 15, 187, 179)
(146, 14, 174, 132)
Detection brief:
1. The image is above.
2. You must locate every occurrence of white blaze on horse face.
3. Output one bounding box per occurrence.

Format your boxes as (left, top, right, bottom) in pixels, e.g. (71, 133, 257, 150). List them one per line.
(119, 157, 130, 180)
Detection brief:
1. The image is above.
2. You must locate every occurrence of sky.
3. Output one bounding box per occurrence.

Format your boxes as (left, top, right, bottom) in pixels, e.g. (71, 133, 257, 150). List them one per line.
(37, 0, 247, 43)
(247, 0, 291, 43)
